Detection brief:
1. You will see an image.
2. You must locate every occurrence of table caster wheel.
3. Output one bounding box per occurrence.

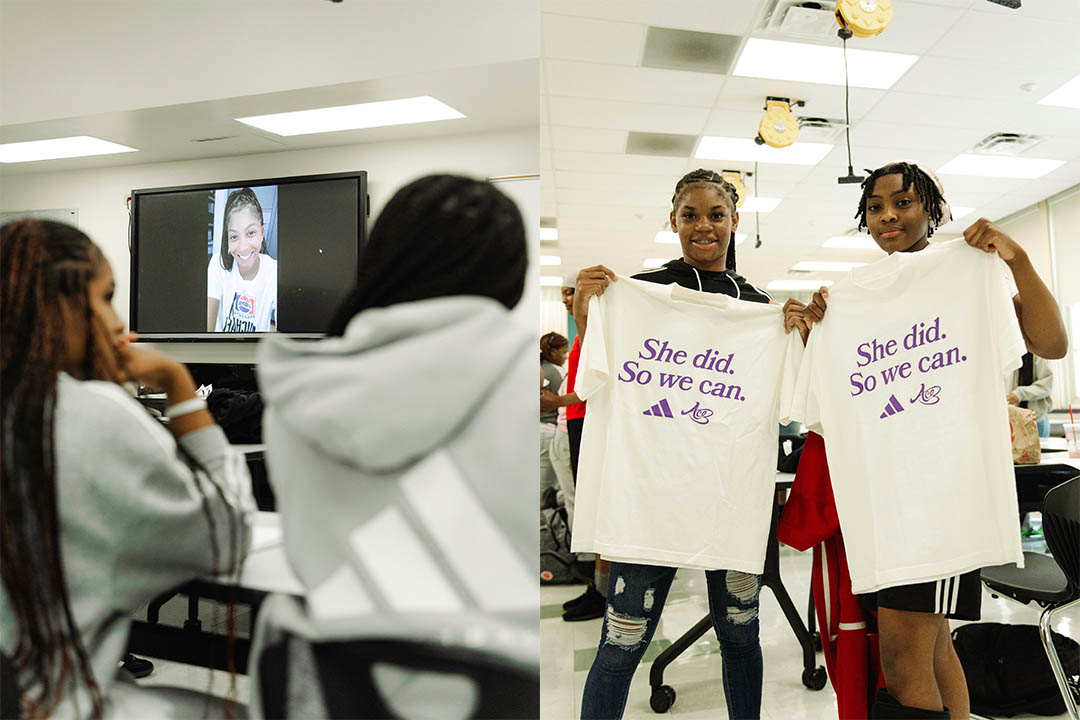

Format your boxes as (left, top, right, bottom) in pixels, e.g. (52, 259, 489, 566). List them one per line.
(802, 666, 828, 690)
(649, 685, 676, 713)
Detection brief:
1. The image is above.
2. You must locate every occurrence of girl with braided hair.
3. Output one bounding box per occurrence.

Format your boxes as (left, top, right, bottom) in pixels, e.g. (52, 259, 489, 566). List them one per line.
(786, 161, 1067, 718)
(540, 331, 569, 507)
(0, 219, 253, 719)
(573, 170, 807, 719)
(254, 175, 537, 717)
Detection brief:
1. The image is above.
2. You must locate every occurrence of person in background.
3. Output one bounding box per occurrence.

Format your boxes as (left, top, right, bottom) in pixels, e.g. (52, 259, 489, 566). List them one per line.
(207, 186, 278, 333)
(1007, 352, 1053, 438)
(255, 175, 536, 718)
(540, 331, 569, 508)
(1, 219, 253, 720)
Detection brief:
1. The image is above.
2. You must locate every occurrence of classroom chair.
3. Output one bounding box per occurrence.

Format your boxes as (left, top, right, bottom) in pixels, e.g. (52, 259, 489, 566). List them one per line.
(981, 475, 1080, 719)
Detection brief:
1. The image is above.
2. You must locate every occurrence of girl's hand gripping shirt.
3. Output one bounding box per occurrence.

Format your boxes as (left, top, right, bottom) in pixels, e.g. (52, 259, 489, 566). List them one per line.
(782, 239, 1027, 594)
(571, 276, 803, 573)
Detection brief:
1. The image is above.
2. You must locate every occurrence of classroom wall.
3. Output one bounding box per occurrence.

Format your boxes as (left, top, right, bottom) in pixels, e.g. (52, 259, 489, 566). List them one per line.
(0, 126, 538, 363)
(1048, 186, 1080, 406)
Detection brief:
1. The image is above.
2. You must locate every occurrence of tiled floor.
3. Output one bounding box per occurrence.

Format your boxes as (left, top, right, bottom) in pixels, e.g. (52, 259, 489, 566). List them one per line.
(541, 537, 1077, 720)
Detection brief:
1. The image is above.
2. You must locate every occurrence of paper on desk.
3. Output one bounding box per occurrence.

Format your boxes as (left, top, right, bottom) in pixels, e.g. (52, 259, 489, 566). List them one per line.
(250, 523, 282, 551)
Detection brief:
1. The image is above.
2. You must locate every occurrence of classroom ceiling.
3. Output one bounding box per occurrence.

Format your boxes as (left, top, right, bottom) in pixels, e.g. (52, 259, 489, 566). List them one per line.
(0, 0, 538, 175)
(539, 0, 1080, 294)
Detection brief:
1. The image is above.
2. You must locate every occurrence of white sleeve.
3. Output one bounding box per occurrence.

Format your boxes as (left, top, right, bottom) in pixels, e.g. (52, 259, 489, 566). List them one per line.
(1013, 355, 1053, 403)
(777, 328, 805, 422)
(574, 294, 610, 400)
(991, 256, 1026, 375)
(207, 256, 223, 300)
(783, 330, 822, 433)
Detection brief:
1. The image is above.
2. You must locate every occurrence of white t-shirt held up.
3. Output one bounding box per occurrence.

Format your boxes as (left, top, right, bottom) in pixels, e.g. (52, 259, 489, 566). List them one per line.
(572, 276, 802, 573)
(783, 239, 1026, 594)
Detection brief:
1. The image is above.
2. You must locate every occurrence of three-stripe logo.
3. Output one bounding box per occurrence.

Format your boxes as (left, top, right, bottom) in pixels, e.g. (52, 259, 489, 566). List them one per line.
(879, 394, 904, 419)
(642, 398, 675, 418)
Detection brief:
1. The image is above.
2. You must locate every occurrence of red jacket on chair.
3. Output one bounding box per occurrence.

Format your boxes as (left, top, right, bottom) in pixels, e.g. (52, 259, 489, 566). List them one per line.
(777, 431, 885, 720)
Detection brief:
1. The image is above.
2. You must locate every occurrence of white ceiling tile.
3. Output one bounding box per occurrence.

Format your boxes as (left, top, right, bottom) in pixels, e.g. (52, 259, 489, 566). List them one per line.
(712, 77, 885, 120)
(547, 95, 710, 135)
(848, 121, 987, 153)
(554, 150, 689, 175)
(557, 186, 676, 207)
(542, 0, 764, 36)
(841, 3, 965, 55)
(541, 14, 645, 65)
(544, 59, 724, 106)
(928, 10, 1080, 69)
(969, 0, 1080, 23)
(554, 170, 673, 193)
(549, 125, 628, 153)
(891, 56, 1079, 102)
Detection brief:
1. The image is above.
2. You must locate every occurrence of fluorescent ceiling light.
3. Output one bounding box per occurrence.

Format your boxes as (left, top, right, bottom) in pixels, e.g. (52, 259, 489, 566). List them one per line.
(947, 206, 975, 222)
(235, 96, 464, 136)
(0, 136, 138, 163)
(539, 255, 561, 266)
(767, 279, 836, 291)
(539, 228, 559, 241)
(1038, 72, 1080, 109)
(740, 197, 781, 213)
(938, 154, 1064, 179)
(734, 38, 918, 90)
(823, 236, 877, 249)
(656, 231, 749, 244)
(540, 276, 563, 286)
(696, 136, 832, 165)
(791, 261, 867, 272)
(643, 258, 668, 269)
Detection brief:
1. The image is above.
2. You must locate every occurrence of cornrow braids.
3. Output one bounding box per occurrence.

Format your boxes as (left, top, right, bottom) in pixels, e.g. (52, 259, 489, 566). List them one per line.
(1, 220, 246, 719)
(855, 162, 946, 237)
(327, 175, 526, 336)
(671, 169, 740, 272)
(540, 331, 568, 363)
(219, 187, 266, 272)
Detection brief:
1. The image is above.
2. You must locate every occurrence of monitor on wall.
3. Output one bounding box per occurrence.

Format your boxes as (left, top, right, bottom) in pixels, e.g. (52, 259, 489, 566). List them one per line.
(130, 170, 367, 340)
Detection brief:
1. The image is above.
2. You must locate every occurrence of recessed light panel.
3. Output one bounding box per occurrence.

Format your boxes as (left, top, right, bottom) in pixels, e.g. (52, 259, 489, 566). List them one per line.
(1038, 72, 1080, 109)
(0, 136, 138, 163)
(938, 154, 1064, 179)
(767, 279, 836, 291)
(791, 261, 867, 272)
(235, 96, 464, 136)
(734, 38, 918, 90)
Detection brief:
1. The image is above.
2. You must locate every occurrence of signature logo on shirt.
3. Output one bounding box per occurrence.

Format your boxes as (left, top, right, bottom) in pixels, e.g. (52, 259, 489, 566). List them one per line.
(681, 401, 714, 425)
(910, 383, 941, 406)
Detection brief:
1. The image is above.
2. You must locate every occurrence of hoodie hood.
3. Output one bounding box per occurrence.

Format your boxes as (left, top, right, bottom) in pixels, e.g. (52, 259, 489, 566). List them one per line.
(258, 296, 531, 474)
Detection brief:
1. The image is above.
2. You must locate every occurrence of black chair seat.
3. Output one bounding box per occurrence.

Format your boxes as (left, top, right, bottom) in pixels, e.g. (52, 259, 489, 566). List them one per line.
(981, 552, 1072, 604)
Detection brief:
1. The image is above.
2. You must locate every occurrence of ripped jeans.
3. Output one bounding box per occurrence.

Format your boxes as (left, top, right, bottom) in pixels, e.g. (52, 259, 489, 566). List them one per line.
(580, 562, 762, 719)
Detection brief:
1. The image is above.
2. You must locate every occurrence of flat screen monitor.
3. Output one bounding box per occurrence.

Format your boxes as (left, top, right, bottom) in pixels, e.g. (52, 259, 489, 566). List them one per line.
(130, 170, 367, 340)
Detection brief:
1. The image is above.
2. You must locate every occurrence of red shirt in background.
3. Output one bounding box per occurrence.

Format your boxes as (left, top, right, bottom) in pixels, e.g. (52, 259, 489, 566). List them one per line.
(565, 335, 586, 421)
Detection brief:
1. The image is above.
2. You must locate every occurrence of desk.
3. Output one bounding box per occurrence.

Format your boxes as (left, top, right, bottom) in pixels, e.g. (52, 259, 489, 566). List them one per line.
(127, 512, 302, 674)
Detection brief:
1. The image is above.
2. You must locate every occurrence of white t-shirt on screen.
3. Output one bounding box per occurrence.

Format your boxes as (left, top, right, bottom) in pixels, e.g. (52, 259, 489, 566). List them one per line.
(207, 254, 278, 332)
(782, 238, 1026, 594)
(572, 276, 803, 573)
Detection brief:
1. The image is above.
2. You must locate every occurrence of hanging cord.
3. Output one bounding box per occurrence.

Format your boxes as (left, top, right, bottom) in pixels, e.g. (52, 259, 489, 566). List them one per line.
(754, 162, 762, 248)
(837, 28, 865, 184)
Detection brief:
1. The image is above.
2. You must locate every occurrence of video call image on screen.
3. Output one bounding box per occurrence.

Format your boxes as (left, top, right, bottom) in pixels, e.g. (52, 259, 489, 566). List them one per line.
(132, 175, 363, 337)
(208, 185, 279, 333)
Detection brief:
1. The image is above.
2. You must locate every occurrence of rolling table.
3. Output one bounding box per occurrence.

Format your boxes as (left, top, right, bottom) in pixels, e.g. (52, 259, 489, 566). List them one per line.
(647, 472, 826, 714)
(127, 512, 302, 674)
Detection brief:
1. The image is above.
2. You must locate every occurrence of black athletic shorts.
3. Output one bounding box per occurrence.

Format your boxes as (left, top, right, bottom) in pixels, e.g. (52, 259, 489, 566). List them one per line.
(857, 569, 982, 621)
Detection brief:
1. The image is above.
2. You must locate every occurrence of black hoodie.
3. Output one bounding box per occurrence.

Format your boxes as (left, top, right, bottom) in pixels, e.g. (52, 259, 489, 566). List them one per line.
(632, 258, 772, 304)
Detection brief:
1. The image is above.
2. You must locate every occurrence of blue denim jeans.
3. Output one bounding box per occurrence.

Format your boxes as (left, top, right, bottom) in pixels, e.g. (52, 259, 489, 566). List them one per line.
(580, 561, 763, 719)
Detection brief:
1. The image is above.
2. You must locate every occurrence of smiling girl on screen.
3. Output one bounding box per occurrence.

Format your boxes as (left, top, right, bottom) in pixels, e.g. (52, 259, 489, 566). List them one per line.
(206, 187, 278, 332)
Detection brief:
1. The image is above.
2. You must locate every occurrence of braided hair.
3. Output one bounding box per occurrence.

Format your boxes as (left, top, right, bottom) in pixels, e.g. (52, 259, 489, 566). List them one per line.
(671, 169, 740, 272)
(540, 332, 568, 364)
(1, 220, 244, 718)
(328, 175, 526, 336)
(219, 187, 266, 272)
(855, 162, 947, 237)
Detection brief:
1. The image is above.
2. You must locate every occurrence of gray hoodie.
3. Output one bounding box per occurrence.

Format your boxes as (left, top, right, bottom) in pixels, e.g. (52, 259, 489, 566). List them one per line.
(256, 296, 538, 640)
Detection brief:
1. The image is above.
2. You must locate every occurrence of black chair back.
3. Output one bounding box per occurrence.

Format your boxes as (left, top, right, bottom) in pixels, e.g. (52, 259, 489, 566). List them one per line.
(1042, 475, 1080, 595)
(260, 634, 539, 719)
(1, 651, 20, 720)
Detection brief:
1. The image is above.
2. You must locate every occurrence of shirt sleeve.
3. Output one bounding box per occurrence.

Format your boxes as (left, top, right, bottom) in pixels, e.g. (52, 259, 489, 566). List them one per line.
(777, 328, 805, 422)
(575, 294, 610, 400)
(207, 256, 223, 300)
(991, 255, 1026, 375)
(782, 329, 822, 434)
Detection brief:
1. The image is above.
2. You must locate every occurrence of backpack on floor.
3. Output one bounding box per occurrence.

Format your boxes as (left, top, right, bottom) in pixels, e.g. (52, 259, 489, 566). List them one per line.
(540, 506, 575, 585)
(952, 622, 1080, 716)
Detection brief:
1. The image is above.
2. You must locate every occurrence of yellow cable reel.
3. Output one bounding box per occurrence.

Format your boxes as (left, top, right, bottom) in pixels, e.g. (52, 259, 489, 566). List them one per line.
(836, 0, 893, 38)
(757, 100, 799, 148)
(720, 172, 747, 209)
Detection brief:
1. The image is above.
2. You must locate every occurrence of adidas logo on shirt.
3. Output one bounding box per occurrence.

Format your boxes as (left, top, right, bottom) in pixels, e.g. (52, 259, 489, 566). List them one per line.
(879, 394, 904, 419)
(642, 398, 674, 418)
